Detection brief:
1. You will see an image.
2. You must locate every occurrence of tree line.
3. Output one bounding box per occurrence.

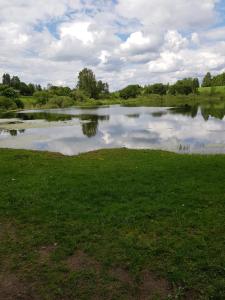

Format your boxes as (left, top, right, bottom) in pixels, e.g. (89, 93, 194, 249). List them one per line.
(1, 68, 225, 110)
(119, 78, 200, 99)
(202, 72, 225, 87)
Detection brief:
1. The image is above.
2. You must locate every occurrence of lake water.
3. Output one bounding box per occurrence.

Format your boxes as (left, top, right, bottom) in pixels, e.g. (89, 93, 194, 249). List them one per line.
(1, 104, 225, 155)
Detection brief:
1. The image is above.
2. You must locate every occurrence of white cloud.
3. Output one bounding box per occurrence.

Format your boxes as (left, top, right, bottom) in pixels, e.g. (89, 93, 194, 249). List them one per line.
(120, 31, 159, 53)
(0, 0, 225, 89)
(116, 0, 218, 31)
(60, 22, 94, 44)
(148, 51, 183, 73)
(164, 30, 188, 52)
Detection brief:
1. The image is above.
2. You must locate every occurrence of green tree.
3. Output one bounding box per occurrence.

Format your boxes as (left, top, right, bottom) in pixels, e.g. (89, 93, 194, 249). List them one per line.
(202, 72, 212, 87)
(120, 85, 141, 99)
(97, 80, 109, 95)
(19, 82, 31, 96)
(11, 76, 21, 89)
(77, 68, 98, 99)
(2, 73, 11, 86)
(28, 83, 35, 95)
(192, 78, 200, 94)
(168, 85, 176, 95)
(151, 83, 167, 95)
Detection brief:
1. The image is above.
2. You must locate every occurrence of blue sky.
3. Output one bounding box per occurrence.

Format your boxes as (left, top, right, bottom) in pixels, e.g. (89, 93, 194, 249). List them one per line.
(1, 0, 225, 90)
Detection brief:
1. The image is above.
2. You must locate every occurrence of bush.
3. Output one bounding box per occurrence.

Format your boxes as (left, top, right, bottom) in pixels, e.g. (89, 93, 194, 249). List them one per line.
(1, 87, 18, 99)
(14, 99, 24, 109)
(33, 91, 49, 105)
(0, 96, 17, 110)
(48, 96, 74, 108)
(120, 85, 141, 99)
(70, 90, 88, 102)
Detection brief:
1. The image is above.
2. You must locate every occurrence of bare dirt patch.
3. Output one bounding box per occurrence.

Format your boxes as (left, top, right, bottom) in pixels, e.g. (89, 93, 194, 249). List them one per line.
(66, 250, 101, 273)
(38, 244, 57, 263)
(138, 270, 173, 300)
(0, 273, 37, 300)
(109, 267, 134, 285)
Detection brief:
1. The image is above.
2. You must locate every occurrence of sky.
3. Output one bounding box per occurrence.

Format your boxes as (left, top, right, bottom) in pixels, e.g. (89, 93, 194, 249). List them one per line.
(1, 0, 225, 90)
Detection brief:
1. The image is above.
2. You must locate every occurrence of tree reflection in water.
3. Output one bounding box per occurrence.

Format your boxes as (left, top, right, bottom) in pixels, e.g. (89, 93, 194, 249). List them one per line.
(80, 115, 110, 138)
(170, 103, 225, 120)
(0, 129, 25, 136)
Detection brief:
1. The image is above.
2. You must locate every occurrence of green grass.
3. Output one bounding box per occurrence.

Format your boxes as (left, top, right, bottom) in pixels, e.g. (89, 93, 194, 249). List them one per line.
(0, 148, 224, 299)
(199, 86, 225, 96)
(19, 96, 37, 108)
(19, 93, 225, 110)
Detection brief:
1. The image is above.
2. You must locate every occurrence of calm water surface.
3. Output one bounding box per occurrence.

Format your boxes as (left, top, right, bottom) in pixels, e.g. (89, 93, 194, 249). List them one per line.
(1, 104, 225, 155)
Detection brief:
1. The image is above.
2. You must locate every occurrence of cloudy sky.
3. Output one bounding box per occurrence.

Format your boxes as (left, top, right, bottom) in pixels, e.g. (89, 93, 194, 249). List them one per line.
(1, 0, 225, 90)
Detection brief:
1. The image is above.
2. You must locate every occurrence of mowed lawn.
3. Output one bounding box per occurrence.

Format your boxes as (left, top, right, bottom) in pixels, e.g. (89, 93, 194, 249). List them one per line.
(0, 148, 224, 299)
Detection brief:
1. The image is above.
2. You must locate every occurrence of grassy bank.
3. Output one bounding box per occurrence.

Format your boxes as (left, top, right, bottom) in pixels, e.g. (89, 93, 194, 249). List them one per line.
(0, 148, 224, 299)
(199, 86, 225, 96)
(19, 93, 225, 110)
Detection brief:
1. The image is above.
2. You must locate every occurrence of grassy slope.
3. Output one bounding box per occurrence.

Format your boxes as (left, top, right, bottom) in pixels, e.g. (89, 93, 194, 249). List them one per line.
(199, 86, 225, 96)
(0, 148, 224, 299)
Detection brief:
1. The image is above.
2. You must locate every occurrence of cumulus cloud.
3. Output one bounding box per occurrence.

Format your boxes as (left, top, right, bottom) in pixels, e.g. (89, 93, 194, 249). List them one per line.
(0, 0, 225, 89)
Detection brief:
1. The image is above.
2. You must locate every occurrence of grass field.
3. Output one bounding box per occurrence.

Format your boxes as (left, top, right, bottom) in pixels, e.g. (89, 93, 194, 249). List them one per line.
(199, 86, 225, 96)
(0, 148, 224, 299)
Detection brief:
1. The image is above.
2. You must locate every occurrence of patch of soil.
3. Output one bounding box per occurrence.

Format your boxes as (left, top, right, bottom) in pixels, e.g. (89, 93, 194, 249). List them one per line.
(39, 245, 57, 263)
(109, 267, 134, 285)
(183, 288, 200, 300)
(138, 270, 173, 300)
(66, 250, 101, 273)
(0, 273, 37, 300)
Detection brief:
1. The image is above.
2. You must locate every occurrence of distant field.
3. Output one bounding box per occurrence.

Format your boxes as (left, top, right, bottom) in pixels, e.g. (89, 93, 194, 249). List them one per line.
(199, 86, 225, 95)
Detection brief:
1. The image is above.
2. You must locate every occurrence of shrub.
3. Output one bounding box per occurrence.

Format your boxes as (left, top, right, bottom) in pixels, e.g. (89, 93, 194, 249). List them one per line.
(120, 85, 141, 99)
(14, 99, 24, 109)
(48, 96, 74, 108)
(1, 87, 18, 99)
(0, 96, 17, 110)
(70, 90, 88, 102)
(33, 91, 49, 105)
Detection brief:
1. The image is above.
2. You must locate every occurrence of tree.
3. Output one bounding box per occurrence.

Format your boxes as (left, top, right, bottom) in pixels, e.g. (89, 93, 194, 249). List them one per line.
(202, 72, 212, 87)
(77, 68, 98, 99)
(11, 76, 21, 89)
(2, 73, 11, 86)
(28, 83, 35, 95)
(97, 80, 109, 95)
(35, 84, 42, 91)
(168, 85, 176, 95)
(20, 82, 31, 96)
(192, 78, 200, 94)
(120, 85, 141, 99)
(151, 83, 167, 95)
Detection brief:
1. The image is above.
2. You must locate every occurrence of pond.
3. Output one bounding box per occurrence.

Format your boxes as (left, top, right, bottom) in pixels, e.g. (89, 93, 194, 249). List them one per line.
(1, 104, 225, 155)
